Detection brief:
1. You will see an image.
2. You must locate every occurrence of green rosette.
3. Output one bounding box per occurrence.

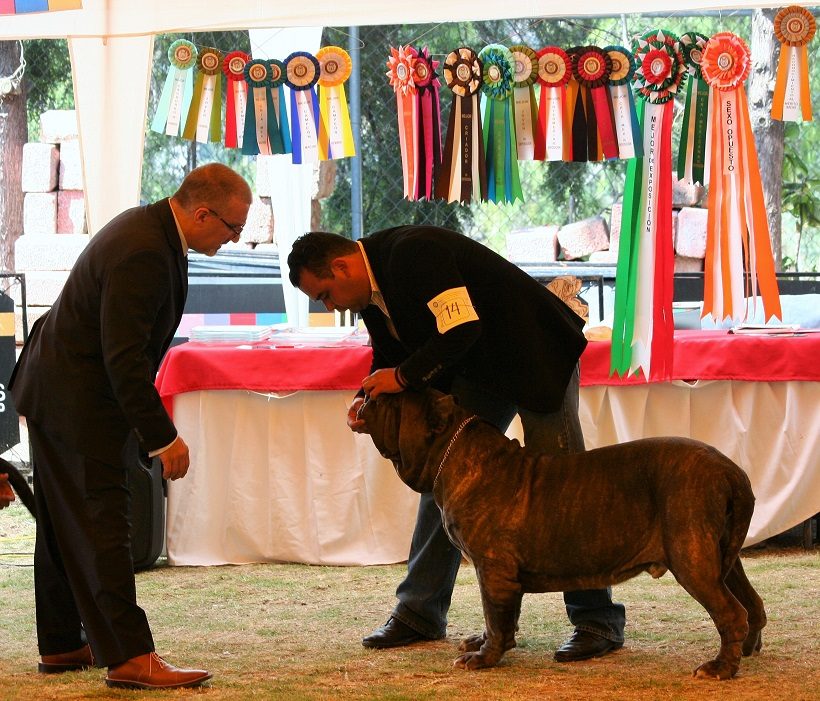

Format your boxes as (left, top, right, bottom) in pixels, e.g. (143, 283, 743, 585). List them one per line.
(197, 47, 224, 76)
(677, 32, 710, 184)
(679, 32, 709, 80)
(603, 45, 635, 86)
(245, 59, 273, 88)
(631, 29, 686, 104)
(169, 39, 197, 70)
(478, 44, 514, 100)
(183, 46, 223, 142)
(509, 44, 538, 88)
(269, 59, 286, 88)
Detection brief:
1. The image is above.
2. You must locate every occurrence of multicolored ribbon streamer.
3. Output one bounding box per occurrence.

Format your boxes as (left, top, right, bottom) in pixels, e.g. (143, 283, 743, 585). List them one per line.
(534, 46, 572, 161)
(223, 51, 250, 149)
(701, 32, 782, 323)
(478, 44, 522, 203)
(572, 45, 618, 161)
(434, 47, 486, 203)
(509, 45, 539, 160)
(285, 51, 322, 164)
(316, 46, 356, 160)
(412, 46, 442, 200)
(183, 47, 223, 143)
(604, 45, 642, 159)
(772, 5, 815, 122)
(386, 46, 419, 199)
(677, 32, 710, 184)
(151, 40, 197, 137)
(611, 29, 685, 381)
(242, 59, 291, 157)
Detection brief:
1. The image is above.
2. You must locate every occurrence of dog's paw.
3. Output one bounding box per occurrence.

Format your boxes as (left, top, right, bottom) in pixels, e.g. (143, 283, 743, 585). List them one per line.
(458, 633, 486, 653)
(692, 659, 739, 680)
(741, 630, 763, 657)
(454, 651, 501, 670)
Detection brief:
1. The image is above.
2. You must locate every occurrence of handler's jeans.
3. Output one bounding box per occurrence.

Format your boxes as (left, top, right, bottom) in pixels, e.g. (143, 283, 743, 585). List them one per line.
(390, 366, 626, 643)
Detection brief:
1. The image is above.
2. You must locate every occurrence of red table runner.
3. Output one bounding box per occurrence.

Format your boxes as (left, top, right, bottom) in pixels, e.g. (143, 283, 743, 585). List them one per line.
(156, 330, 820, 414)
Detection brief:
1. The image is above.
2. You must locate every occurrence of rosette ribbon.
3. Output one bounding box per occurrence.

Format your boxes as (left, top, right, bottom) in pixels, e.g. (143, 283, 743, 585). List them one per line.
(182, 47, 223, 143)
(534, 46, 571, 161)
(509, 45, 539, 160)
(316, 46, 356, 160)
(571, 45, 617, 161)
(412, 46, 442, 200)
(676, 32, 710, 184)
(772, 5, 815, 122)
(478, 44, 522, 203)
(701, 32, 782, 323)
(285, 51, 322, 164)
(151, 40, 197, 137)
(611, 30, 686, 381)
(386, 46, 419, 199)
(434, 47, 486, 203)
(223, 51, 250, 149)
(604, 45, 642, 159)
(241, 59, 291, 157)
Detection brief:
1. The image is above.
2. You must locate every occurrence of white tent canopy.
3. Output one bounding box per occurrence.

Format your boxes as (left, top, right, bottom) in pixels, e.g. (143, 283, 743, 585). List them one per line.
(0, 0, 800, 234)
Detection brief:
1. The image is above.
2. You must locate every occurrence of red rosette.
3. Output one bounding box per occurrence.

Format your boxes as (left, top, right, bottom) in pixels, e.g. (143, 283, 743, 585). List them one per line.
(631, 30, 686, 104)
(223, 51, 250, 82)
(386, 45, 418, 96)
(413, 46, 438, 89)
(701, 32, 751, 91)
(536, 46, 571, 87)
(573, 46, 611, 88)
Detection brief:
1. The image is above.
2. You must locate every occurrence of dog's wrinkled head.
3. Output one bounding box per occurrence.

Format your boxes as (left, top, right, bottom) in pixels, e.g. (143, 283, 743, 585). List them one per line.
(359, 389, 460, 492)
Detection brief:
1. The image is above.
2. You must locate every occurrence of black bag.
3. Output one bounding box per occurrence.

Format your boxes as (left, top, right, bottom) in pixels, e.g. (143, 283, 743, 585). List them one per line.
(128, 454, 165, 571)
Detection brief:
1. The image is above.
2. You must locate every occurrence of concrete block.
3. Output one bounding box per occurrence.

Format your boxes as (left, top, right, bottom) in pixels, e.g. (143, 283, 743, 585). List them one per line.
(241, 196, 274, 244)
(608, 202, 622, 254)
(58, 140, 84, 190)
(23, 192, 58, 235)
(15, 233, 89, 271)
(672, 178, 705, 207)
(10, 270, 70, 306)
(57, 190, 86, 234)
(39, 110, 79, 143)
(21, 143, 59, 193)
(557, 216, 610, 260)
(675, 206, 708, 258)
(674, 255, 704, 273)
(506, 226, 559, 263)
(14, 305, 51, 345)
(588, 250, 618, 263)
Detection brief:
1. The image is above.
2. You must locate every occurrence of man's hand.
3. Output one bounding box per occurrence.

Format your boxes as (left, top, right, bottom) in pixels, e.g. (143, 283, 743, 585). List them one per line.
(158, 436, 190, 480)
(361, 367, 403, 399)
(0, 474, 15, 509)
(347, 396, 367, 433)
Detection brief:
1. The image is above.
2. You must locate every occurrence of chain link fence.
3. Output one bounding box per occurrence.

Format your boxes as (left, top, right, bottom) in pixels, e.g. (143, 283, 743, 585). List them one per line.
(9, 10, 820, 270)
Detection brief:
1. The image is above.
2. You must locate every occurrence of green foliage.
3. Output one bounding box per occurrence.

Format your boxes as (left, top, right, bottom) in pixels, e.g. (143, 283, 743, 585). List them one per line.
(21, 39, 74, 140)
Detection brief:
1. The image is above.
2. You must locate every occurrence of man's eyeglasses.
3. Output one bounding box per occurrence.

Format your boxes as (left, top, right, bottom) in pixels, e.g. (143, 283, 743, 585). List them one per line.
(206, 207, 244, 237)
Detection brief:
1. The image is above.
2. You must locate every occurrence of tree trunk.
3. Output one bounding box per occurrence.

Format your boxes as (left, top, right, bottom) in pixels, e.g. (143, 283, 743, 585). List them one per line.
(0, 40, 27, 272)
(749, 9, 785, 271)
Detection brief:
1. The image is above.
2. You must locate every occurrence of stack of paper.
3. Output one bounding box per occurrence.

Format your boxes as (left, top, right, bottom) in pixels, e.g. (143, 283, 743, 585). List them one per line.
(189, 325, 273, 343)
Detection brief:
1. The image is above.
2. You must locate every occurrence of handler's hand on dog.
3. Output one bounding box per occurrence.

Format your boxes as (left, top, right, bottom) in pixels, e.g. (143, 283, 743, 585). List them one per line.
(361, 368, 403, 399)
(158, 436, 190, 480)
(0, 474, 15, 509)
(348, 396, 368, 433)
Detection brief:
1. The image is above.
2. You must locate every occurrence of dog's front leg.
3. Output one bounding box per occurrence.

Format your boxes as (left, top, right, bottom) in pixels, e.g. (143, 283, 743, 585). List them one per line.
(454, 563, 522, 670)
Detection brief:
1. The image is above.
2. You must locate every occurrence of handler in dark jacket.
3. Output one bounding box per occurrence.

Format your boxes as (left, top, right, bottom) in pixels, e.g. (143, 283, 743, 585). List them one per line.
(287, 226, 626, 661)
(10, 163, 251, 689)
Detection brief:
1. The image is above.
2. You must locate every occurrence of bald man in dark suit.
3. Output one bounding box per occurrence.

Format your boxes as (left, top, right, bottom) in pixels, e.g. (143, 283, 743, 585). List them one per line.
(10, 163, 251, 690)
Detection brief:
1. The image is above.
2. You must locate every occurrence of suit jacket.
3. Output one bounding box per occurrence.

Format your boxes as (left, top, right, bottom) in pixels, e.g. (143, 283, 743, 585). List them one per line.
(359, 226, 587, 413)
(10, 199, 187, 464)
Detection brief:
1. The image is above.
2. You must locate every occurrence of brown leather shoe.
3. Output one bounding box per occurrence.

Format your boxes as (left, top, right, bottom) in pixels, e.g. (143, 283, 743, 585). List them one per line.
(38, 644, 94, 673)
(105, 652, 212, 689)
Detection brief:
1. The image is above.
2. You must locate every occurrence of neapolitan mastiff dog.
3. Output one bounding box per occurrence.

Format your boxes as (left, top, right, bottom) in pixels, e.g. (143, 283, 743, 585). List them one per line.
(360, 389, 766, 679)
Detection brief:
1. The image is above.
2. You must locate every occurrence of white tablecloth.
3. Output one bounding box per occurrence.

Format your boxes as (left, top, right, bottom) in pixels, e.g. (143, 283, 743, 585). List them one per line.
(166, 379, 819, 566)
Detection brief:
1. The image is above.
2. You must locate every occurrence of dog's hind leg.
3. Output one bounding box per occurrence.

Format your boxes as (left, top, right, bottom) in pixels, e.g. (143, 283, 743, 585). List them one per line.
(669, 538, 749, 680)
(454, 562, 522, 670)
(725, 557, 766, 657)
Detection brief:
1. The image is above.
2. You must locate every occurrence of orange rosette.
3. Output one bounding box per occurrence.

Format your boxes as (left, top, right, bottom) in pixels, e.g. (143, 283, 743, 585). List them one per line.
(316, 46, 355, 160)
(387, 46, 420, 198)
(386, 45, 417, 97)
(774, 5, 816, 46)
(316, 46, 352, 87)
(772, 6, 815, 122)
(700, 32, 751, 91)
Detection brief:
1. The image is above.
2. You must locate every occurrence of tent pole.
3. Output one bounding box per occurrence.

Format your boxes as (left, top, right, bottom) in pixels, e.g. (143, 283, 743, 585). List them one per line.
(348, 26, 363, 240)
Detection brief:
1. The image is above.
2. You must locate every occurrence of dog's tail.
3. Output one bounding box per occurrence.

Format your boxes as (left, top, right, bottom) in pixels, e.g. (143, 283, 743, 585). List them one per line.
(721, 465, 755, 576)
(1, 457, 36, 519)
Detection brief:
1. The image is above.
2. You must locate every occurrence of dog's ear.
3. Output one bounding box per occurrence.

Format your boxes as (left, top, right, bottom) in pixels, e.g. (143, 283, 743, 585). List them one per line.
(427, 393, 457, 434)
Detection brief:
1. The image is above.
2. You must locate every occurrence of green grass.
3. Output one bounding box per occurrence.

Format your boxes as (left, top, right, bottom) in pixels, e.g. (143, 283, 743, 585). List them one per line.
(1, 502, 818, 700)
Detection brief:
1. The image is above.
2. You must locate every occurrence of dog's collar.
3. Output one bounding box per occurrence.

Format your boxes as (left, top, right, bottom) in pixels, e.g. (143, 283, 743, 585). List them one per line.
(433, 415, 479, 490)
